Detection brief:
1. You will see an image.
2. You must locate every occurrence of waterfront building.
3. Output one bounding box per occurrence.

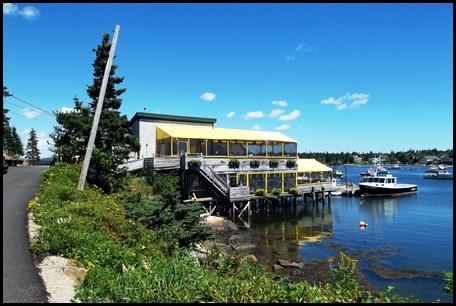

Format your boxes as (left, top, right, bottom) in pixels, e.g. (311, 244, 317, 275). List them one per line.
(121, 112, 334, 215)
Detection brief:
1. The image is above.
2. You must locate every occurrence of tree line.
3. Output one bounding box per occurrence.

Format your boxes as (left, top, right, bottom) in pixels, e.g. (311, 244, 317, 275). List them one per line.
(299, 149, 453, 166)
(3, 87, 41, 164)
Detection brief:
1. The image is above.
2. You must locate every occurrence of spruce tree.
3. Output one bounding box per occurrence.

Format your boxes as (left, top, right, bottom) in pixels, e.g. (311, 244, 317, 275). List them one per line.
(9, 126, 24, 157)
(3, 86, 12, 153)
(51, 96, 91, 163)
(50, 31, 140, 193)
(25, 128, 40, 164)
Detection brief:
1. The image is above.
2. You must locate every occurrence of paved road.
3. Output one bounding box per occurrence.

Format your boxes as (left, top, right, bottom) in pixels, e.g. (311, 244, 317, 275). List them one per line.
(3, 166, 49, 303)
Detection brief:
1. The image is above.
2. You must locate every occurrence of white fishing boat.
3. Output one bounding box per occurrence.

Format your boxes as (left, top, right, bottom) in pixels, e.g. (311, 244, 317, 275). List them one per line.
(333, 169, 344, 178)
(354, 173, 417, 197)
(387, 164, 402, 170)
(423, 168, 453, 180)
(425, 165, 446, 174)
(360, 157, 389, 176)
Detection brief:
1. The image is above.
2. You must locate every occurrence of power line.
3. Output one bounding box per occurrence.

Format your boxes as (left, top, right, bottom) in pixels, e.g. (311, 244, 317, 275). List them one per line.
(7, 95, 55, 116)
(4, 100, 54, 117)
(8, 110, 56, 125)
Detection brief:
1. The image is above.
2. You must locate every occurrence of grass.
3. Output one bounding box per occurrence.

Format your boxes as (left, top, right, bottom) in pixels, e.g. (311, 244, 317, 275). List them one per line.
(28, 163, 452, 303)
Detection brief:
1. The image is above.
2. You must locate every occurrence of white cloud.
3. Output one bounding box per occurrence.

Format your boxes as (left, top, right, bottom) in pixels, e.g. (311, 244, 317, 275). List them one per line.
(252, 124, 262, 131)
(284, 55, 295, 61)
(271, 100, 288, 107)
(321, 93, 369, 110)
(295, 43, 304, 52)
(21, 108, 41, 119)
(278, 110, 301, 120)
(242, 111, 264, 119)
(3, 3, 18, 15)
(3, 3, 40, 21)
(200, 92, 216, 101)
(269, 109, 284, 118)
(20, 6, 40, 20)
(57, 107, 78, 113)
(285, 43, 317, 61)
(275, 124, 290, 131)
(226, 111, 235, 118)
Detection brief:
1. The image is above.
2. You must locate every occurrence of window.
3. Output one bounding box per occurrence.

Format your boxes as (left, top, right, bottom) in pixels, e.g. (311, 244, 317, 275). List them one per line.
(267, 173, 282, 193)
(247, 142, 266, 157)
(284, 143, 297, 156)
(267, 142, 282, 156)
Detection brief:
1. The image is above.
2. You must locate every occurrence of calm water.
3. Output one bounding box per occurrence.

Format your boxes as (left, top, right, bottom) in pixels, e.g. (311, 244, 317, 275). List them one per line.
(233, 165, 453, 303)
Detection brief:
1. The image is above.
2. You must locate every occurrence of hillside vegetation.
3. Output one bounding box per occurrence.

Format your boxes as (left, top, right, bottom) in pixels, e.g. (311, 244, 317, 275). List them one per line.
(28, 163, 452, 302)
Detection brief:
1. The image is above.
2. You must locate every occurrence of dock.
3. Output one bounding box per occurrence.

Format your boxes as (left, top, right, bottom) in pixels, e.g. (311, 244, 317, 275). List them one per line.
(332, 182, 359, 196)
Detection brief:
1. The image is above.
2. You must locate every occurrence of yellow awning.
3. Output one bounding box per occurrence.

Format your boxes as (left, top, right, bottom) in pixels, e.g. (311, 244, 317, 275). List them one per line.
(251, 130, 298, 143)
(297, 158, 332, 172)
(156, 125, 297, 143)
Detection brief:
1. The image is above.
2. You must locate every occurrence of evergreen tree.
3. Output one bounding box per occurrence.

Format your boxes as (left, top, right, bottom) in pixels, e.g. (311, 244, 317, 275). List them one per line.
(9, 126, 24, 157)
(50, 96, 91, 163)
(3, 86, 12, 153)
(50, 31, 140, 193)
(25, 128, 40, 164)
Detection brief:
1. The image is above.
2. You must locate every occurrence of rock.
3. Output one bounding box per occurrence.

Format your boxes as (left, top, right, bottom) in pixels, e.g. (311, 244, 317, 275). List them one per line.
(276, 259, 305, 269)
(203, 216, 238, 231)
(232, 242, 257, 250)
(243, 254, 258, 263)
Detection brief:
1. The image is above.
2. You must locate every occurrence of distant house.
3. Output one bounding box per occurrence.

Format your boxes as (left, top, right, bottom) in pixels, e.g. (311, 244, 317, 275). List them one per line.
(352, 155, 363, 163)
(439, 156, 453, 165)
(417, 156, 440, 165)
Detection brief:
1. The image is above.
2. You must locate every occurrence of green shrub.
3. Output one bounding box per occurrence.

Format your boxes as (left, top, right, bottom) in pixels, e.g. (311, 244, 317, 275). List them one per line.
(286, 160, 296, 168)
(250, 159, 260, 168)
(288, 187, 299, 195)
(271, 188, 282, 196)
(255, 189, 267, 196)
(188, 159, 201, 168)
(228, 159, 240, 168)
(269, 159, 278, 168)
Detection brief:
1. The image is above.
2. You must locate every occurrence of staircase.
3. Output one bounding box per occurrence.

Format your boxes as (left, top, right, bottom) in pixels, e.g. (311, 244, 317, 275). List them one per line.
(198, 160, 230, 200)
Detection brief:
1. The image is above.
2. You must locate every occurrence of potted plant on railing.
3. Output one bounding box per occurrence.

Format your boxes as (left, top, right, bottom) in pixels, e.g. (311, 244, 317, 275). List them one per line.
(271, 188, 282, 196)
(228, 158, 240, 169)
(250, 159, 260, 168)
(255, 189, 267, 196)
(286, 160, 296, 168)
(288, 187, 299, 196)
(187, 159, 201, 169)
(269, 159, 279, 168)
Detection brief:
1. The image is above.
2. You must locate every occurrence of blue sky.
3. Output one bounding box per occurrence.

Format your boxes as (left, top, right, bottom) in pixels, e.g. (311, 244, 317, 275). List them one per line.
(3, 3, 453, 158)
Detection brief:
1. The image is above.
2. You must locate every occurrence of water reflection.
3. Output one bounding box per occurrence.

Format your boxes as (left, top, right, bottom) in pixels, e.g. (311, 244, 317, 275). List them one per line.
(248, 200, 334, 246)
(359, 197, 398, 222)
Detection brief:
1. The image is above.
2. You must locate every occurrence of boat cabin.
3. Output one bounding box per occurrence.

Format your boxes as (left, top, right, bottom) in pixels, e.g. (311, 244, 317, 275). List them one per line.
(360, 175, 397, 185)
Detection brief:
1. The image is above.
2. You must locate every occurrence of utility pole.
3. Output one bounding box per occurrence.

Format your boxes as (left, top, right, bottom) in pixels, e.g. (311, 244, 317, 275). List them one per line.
(77, 25, 120, 191)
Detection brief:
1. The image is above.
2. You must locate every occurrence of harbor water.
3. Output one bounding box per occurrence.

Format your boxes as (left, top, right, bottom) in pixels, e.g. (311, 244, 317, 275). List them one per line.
(231, 165, 453, 303)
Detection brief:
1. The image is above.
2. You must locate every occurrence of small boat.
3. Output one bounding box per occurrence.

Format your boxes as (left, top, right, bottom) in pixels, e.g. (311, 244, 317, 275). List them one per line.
(354, 173, 417, 197)
(423, 169, 453, 180)
(425, 165, 446, 174)
(333, 169, 344, 178)
(360, 157, 389, 176)
(387, 164, 402, 170)
(332, 181, 359, 196)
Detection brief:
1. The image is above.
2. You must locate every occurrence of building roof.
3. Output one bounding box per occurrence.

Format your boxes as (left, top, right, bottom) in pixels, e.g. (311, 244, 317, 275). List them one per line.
(297, 158, 333, 172)
(131, 112, 217, 125)
(156, 125, 297, 143)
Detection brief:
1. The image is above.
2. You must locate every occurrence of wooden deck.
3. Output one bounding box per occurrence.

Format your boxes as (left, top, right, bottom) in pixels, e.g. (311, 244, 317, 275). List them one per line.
(120, 157, 335, 226)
